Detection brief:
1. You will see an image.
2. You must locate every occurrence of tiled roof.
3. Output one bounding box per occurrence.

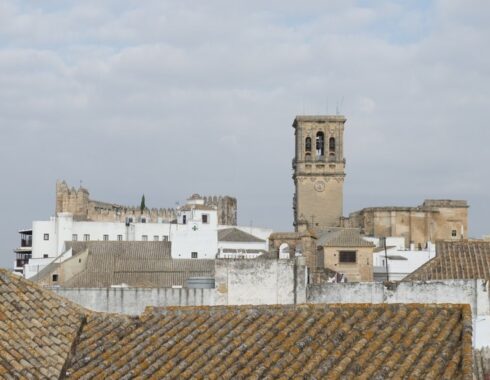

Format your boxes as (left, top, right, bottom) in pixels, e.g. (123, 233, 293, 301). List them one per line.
(0, 269, 85, 379)
(403, 240, 490, 281)
(35, 241, 214, 288)
(63, 303, 474, 379)
(474, 347, 490, 380)
(0, 270, 475, 379)
(218, 228, 265, 243)
(318, 228, 375, 248)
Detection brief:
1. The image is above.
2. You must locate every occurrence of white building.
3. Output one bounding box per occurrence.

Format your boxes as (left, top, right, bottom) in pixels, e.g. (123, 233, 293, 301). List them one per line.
(366, 237, 437, 281)
(23, 194, 272, 278)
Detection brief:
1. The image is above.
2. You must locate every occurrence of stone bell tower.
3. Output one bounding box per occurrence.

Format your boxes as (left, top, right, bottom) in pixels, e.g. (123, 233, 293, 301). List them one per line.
(292, 115, 346, 230)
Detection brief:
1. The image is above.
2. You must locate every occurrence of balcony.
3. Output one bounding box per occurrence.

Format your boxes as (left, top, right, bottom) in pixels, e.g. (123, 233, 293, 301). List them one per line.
(21, 238, 32, 248)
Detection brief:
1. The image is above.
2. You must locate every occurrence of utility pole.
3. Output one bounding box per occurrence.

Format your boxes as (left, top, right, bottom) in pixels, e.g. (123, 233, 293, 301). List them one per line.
(383, 237, 389, 282)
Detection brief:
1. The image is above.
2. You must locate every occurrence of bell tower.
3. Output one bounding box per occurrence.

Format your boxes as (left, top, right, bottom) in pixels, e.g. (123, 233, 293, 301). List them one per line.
(292, 115, 346, 230)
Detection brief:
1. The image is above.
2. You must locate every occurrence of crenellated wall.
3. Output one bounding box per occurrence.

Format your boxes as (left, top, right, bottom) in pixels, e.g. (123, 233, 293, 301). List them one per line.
(55, 180, 237, 225)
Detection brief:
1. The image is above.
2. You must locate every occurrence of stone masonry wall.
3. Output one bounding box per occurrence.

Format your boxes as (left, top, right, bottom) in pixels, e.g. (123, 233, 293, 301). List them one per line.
(55, 180, 237, 225)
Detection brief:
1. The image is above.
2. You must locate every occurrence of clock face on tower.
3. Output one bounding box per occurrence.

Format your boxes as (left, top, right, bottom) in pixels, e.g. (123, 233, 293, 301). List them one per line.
(314, 180, 325, 192)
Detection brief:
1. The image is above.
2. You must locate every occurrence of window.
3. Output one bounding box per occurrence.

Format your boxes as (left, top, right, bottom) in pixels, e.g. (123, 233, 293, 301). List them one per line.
(141, 218, 146, 223)
(103, 234, 109, 241)
(183, 215, 187, 224)
(154, 235, 159, 241)
(163, 235, 169, 242)
(43, 233, 49, 241)
(84, 234, 90, 241)
(43, 254, 49, 258)
(117, 235, 123, 241)
(452, 229, 457, 237)
(305, 137, 312, 152)
(202, 214, 209, 224)
(191, 252, 198, 259)
(142, 235, 148, 241)
(52, 274, 58, 282)
(329, 137, 336, 152)
(72, 234, 78, 241)
(128, 217, 133, 223)
(316, 132, 324, 157)
(339, 251, 356, 263)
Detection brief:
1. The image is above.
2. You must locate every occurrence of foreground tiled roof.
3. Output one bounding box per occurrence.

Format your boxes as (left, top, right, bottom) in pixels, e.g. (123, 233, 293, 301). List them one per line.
(318, 228, 375, 248)
(0, 270, 85, 379)
(1, 270, 475, 379)
(34, 241, 214, 288)
(474, 347, 490, 380)
(218, 227, 265, 243)
(404, 240, 490, 281)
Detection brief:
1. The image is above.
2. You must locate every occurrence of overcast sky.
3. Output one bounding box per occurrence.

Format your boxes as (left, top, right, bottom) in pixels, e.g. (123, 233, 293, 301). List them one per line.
(1, 0, 489, 269)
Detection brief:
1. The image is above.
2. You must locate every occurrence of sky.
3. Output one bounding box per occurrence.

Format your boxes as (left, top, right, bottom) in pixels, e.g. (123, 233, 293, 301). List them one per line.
(1, 0, 489, 269)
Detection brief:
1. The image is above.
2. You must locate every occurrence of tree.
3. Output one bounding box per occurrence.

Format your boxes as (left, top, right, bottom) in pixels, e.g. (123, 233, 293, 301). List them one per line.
(140, 194, 146, 213)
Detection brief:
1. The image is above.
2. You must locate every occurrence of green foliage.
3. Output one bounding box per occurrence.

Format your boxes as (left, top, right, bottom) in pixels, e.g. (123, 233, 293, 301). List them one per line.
(140, 194, 146, 213)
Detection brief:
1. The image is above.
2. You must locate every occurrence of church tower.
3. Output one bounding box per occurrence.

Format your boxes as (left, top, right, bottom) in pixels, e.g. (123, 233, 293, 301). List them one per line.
(292, 115, 346, 230)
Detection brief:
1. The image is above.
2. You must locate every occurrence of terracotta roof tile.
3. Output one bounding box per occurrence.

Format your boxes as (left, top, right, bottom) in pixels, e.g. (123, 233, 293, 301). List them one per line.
(403, 240, 490, 281)
(318, 228, 375, 248)
(218, 228, 265, 243)
(0, 270, 475, 379)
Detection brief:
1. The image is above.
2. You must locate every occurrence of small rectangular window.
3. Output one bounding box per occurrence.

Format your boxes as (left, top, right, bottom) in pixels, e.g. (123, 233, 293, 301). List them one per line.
(191, 252, 198, 259)
(72, 234, 78, 241)
(84, 234, 90, 241)
(153, 235, 159, 241)
(52, 274, 59, 282)
(117, 235, 123, 241)
(141, 218, 146, 223)
(142, 235, 148, 241)
(43, 254, 49, 258)
(339, 251, 356, 263)
(103, 234, 109, 241)
(163, 235, 168, 242)
(43, 233, 49, 241)
(452, 230, 457, 237)
(202, 214, 209, 224)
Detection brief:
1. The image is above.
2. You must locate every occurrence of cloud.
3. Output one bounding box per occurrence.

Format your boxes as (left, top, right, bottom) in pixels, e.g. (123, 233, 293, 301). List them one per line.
(1, 0, 489, 267)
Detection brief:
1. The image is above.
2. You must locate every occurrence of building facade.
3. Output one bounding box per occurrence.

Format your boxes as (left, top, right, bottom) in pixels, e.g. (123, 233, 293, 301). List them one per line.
(342, 200, 469, 248)
(23, 194, 271, 278)
(55, 180, 238, 225)
(292, 115, 346, 230)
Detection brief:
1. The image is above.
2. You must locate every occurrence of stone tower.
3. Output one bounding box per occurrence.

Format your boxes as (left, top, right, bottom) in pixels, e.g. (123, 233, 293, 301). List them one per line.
(292, 115, 346, 230)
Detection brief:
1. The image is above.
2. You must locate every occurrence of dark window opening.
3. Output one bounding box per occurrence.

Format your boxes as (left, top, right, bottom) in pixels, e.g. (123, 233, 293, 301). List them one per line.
(339, 251, 356, 263)
(202, 214, 209, 224)
(43, 254, 49, 259)
(103, 235, 109, 241)
(183, 215, 187, 224)
(84, 234, 90, 241)
(43, 233, 49, 241)
(452, 229, 457, 237)
(316, 132, 324, 157)
(52, 274, 58, 282)
(191, 252, 198, 259)
(329, 137, 336, 152)
(305, 137, 312, 152)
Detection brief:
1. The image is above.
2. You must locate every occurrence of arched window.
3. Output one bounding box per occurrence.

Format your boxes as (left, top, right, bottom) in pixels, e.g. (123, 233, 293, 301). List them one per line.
(316, 132, 324, 157)
(329, 137, 336, 152)
(305, 137, 312, 152)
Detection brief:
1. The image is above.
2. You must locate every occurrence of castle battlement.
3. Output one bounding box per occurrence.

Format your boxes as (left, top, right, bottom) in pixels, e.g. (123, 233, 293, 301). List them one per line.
(55, 180, 237, 225)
